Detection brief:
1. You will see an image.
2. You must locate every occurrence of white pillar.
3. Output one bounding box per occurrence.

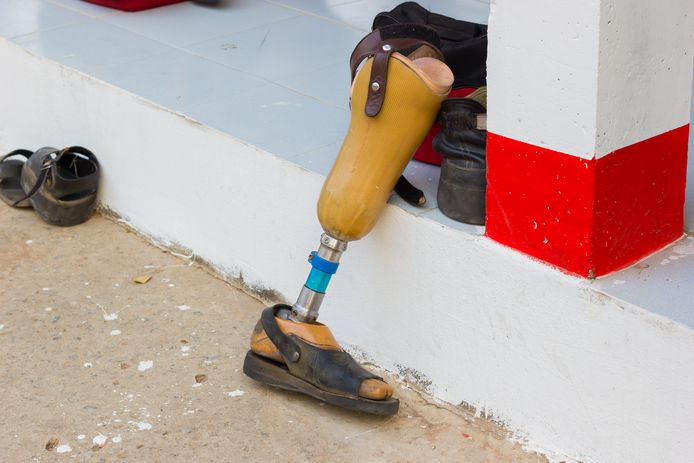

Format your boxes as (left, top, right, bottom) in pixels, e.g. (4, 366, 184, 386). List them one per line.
(486, 0, 694, 277)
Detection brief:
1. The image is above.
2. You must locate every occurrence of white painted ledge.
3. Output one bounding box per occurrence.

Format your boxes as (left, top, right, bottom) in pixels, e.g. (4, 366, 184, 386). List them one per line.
(2, 40, 694, 463)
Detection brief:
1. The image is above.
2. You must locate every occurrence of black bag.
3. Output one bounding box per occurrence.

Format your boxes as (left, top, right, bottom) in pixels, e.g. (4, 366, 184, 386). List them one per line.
(373, 2, 487, 89)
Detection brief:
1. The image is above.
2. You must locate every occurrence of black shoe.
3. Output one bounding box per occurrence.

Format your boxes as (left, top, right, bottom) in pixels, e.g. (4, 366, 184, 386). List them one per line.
(433, 91, 487, 224)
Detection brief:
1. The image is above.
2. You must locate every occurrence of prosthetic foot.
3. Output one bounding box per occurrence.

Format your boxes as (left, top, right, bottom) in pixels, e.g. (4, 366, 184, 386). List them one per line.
(244, 25, 453, 415)
(245, 304, 398, 415)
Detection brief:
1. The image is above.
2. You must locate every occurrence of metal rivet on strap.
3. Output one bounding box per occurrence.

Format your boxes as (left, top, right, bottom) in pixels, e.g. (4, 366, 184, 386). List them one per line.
(371, 82, 380, 92)
(289, 351, 300, 362)
(382, 44, 392, 51)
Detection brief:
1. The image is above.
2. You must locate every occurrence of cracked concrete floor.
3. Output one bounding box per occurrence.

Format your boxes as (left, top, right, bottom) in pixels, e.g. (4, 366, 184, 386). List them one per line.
(0, 205, 547, 462)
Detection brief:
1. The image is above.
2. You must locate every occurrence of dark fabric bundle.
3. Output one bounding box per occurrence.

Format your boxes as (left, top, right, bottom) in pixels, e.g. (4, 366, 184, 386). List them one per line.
(373, 1, 487, 89)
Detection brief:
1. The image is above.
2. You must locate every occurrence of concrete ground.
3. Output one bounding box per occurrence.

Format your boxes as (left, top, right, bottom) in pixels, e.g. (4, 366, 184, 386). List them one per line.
(0, 204, 546, 463)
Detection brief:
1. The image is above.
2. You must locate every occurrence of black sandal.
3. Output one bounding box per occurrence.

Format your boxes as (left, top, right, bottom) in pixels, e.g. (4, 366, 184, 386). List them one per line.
(0, 149, 34, 208)
(14, 146, 100, 227)
(243, 305, 400, 416)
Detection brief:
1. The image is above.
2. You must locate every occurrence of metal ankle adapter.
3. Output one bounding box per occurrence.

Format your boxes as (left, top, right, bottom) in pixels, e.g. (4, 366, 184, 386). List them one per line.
(290, 233, 348, 323)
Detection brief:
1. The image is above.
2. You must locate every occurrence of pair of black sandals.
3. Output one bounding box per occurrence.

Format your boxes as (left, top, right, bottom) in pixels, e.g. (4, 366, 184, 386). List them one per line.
(0, 146, 100, 226)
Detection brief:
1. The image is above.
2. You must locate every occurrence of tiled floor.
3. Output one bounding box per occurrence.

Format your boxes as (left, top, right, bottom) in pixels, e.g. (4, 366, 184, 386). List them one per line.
(2, 0, 490, 231)
(1, 0, 693, 325)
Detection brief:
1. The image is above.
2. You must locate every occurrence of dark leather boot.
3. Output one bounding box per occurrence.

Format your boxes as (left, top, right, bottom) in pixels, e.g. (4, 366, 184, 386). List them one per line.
(433, 91, 487, 224)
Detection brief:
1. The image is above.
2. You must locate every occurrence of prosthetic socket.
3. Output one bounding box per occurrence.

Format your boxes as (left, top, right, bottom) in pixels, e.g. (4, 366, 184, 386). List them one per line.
(290, 35, 453, 323)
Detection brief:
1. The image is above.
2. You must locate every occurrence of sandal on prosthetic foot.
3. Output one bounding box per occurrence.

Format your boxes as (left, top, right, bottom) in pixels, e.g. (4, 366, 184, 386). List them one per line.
(243, 305, 399, 416)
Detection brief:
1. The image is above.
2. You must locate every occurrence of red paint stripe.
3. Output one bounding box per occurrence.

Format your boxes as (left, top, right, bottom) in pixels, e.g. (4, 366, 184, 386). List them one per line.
(486, 125, 689, 277)
(82, 0, 184, 11)
(485, 135, 595, 275)
(593, 126, 689, 275)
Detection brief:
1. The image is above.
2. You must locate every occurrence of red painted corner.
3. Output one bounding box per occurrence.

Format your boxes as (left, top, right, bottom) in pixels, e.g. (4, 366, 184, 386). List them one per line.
(485, 125, 689, 277)
(485, 134, 596, 276)
(592, 125, 689, 275)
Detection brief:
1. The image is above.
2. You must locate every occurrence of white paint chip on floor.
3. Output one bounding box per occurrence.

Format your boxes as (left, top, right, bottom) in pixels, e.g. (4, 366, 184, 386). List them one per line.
(92, 434, 107, 447)
(226, 390, 245, 397)
(103, 313, 119, 321)
(55, 444, 71, 453)
(177, 304, 191, 311)
(110, 329, 122, 336)
(112, 435, 122, 443)
(138, 360, 153, 372)
(137, 422, 152, 431)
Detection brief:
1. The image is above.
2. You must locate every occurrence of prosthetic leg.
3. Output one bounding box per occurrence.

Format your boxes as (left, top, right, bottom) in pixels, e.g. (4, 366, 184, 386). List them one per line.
(243, 25, 453, 416)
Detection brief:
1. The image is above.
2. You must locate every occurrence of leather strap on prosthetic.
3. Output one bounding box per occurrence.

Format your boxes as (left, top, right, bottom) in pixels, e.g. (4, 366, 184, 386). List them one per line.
(349, 24, 445, 205)
(349, 24, 443, 116)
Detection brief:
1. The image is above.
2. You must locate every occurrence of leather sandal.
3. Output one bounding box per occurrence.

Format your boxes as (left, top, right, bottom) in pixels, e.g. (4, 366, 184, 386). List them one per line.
(0, 149, 34, 207)
(243, 305, 400, 416)
(14, 146, 100, 227)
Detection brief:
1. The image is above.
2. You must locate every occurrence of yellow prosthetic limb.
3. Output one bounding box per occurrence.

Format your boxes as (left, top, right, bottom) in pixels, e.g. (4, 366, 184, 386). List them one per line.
(245, 25, 453, 415)
(319, 55, 452, 241)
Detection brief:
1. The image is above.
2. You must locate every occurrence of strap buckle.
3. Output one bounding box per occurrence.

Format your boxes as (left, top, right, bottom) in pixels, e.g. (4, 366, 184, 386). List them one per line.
(11, 147, 66, 207)
(40, 148, 64, 171)
(349, 24, 443, 117)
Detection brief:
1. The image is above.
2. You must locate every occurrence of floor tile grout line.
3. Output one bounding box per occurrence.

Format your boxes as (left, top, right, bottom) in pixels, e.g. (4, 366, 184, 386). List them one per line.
(7, 17, 93, 42)
(95, 38, 351, 112)
(263, 0, 362, 9)
(5, 0, 102, 42)
(261, 0, 371, 33)
(124, 8, 304, 50)
(43, 0, 124, 19)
